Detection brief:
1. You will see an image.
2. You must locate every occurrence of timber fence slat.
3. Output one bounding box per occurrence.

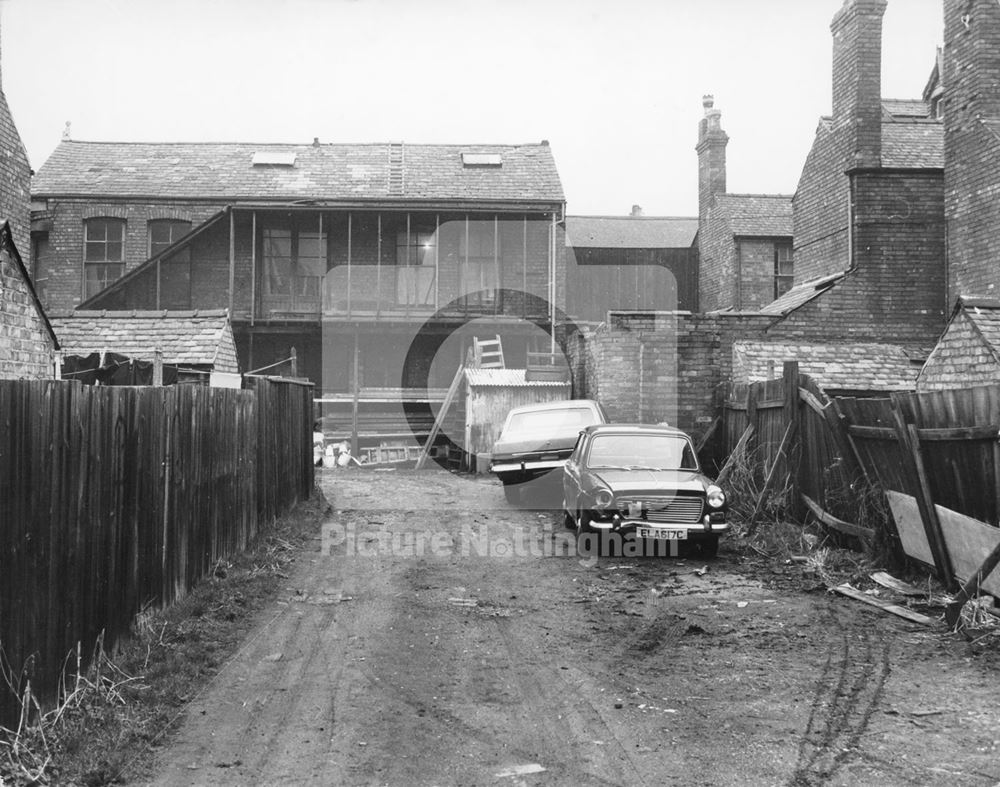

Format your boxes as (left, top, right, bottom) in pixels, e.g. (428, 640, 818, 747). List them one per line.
(0, 377, 313, 727)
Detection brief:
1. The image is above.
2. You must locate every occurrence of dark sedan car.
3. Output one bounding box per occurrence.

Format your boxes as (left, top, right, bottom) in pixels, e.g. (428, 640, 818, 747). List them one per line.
(562, 424, 728, 557)
(491, 399, 608, 503)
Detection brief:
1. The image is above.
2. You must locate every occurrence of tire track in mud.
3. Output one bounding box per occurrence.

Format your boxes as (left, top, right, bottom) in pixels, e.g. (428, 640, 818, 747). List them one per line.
(492, 616, 649, 786)
(789, 622, 891, 786)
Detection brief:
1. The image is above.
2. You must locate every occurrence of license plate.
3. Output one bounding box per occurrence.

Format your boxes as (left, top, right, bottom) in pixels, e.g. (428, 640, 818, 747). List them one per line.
(637, 528, 687, 540)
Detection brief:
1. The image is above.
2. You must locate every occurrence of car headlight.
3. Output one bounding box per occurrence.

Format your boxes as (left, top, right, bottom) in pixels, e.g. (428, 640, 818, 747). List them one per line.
(707, 484, 725, 508)
(593, 489, 614, 509)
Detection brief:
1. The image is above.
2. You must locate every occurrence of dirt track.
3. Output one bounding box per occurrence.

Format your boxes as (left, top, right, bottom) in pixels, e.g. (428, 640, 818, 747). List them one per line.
(143, 468, 1000, 786)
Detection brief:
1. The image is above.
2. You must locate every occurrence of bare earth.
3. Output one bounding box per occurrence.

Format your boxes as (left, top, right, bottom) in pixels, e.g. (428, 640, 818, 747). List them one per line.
(142, 468, 1000, 786)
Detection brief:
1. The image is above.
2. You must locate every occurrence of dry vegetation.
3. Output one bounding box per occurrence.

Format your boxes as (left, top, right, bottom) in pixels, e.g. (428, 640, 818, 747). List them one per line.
(0, 492, 328, 787)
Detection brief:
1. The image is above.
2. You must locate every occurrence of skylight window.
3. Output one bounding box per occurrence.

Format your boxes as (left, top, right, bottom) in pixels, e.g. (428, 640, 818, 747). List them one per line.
(462, 153, 502, 167)
(252, 151, 297, 167)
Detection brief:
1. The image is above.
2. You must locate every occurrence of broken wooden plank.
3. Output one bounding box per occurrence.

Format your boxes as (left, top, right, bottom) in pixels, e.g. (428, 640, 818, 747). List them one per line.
(870, 571, 926, 597)
(888, 397, 955, 589)
(716, 424, 754, 487)
(831, 584, 938, 626)
(945, 538, 1000, 628)
(801, 493, 875, 540)
(695, 416, 720, 454)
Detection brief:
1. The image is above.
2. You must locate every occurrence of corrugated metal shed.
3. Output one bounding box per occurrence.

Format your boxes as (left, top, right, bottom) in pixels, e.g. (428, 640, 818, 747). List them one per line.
(464, 368, 570, 458)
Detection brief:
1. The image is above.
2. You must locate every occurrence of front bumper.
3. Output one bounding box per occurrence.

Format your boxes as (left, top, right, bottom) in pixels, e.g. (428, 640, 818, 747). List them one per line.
(585, 514, 729, 539)
(490, 459, 566, 475)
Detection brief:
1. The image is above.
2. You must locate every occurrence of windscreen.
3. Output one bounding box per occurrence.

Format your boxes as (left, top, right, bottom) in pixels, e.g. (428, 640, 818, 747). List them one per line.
(503, 407, 598, 437)
(587, 433, 698, 470)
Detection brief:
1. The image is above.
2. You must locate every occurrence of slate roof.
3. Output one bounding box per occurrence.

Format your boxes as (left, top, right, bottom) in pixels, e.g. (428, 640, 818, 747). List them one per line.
(960, 298, 1000, 350)
(49, 310, 239, 373)
(564, 216, 698, 249)
(732, 341, 922, 391)
(760, 271, 847, 316)
(883, 98, 931, 118)
(32, 140, 565, 204)
(464, 368, 570, 388)
(712, 194, 793, 237)
(813, 107, 943, 170)
(882, 121, 943, 168)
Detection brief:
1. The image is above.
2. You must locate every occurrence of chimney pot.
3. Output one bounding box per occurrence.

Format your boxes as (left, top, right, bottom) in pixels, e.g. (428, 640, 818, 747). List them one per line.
(313, 137, 320, 147)
(631, 205, 643, 217)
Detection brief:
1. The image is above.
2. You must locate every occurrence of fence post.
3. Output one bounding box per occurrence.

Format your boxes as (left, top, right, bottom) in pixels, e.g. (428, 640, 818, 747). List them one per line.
(783, 361, 803, 519)
(890, 395, 955, 589)
(290, 346, 298, 378)
(153, 349, 163, 387)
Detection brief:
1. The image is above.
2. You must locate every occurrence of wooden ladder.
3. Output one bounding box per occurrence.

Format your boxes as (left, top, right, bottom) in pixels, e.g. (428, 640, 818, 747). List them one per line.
(414, 365, 465, 470)
(473, 335, 505, 368)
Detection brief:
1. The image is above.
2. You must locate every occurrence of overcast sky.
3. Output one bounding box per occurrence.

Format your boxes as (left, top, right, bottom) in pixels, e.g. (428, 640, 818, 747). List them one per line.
(0, 0, 943, 217)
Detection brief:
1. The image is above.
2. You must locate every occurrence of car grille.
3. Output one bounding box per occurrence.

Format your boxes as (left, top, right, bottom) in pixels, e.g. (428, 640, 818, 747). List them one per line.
(621, 496, 704, 524)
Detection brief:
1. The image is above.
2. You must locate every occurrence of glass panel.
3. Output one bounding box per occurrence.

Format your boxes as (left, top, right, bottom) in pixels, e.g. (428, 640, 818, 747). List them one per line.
(84, 262, 124, 299)
(588, 433, 698, 471)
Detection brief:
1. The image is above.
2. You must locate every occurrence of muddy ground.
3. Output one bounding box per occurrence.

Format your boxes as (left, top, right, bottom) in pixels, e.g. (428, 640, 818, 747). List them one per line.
(142, 468, 1000, 786)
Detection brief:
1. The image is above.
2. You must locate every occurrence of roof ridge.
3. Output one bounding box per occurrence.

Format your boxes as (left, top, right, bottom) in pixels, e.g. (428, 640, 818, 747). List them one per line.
(719, 193, 794, 200)
(58, 139, 552, 149)
(566, 215, 698, 221)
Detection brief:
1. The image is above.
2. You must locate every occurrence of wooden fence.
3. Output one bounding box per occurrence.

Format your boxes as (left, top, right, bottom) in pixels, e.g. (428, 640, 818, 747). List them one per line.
(0, 376, 313, 727)
(721, 365, 1000, 595)
(719, 362, 864, 534)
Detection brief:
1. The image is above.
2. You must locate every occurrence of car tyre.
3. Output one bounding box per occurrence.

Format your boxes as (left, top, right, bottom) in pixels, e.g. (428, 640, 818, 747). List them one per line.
(562, 501, 575, 529)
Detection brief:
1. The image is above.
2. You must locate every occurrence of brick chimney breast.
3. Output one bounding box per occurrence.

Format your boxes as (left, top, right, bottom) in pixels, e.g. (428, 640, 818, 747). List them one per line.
(831, 0, 887, 169)
(696, 94, 729, 222)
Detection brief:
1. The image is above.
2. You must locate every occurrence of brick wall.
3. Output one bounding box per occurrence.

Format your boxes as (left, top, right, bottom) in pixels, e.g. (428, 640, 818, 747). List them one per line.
(698, 202, 735, 312)
(737, 238, 782, 310)
(0, 243, 54, 379)
(793, 123, 852, 284)
(944, 0, 1000, 301)
(0, 89, 30, 259)
(566, 311, 774, 441)
(831, 0, 886, 170)
(917, 310, 1000, 390)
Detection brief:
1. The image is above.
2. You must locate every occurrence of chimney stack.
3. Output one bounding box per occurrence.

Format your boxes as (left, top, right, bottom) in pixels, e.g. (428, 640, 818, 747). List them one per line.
(831, 0, 887, 169)
(696, 95, 728, 221)
(631, 204, 643, 217)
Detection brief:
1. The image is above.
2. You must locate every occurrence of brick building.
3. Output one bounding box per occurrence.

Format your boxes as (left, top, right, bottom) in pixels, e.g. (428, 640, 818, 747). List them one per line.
(917, 298, 1000, 390)
(942, 0, 1000, 303)
(696, 97, 794, 312)
(0, 220, 57, 379)
(572, 0, 948, 435)
(792, 0, 946, 342)
(30, 140, 566, 397)
(564, 208, 698, 320)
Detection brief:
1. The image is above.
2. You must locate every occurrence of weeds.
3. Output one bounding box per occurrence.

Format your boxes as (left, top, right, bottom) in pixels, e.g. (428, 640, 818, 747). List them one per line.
(0, 492, 327, 786)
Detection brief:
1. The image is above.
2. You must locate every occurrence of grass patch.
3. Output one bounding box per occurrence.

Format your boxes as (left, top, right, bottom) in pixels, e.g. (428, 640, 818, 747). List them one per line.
(0, 490, 329, 786)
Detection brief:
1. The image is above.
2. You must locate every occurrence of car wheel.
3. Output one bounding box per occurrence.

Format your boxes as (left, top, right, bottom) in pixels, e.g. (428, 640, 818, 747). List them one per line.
(503, 484, 520, 505)
(562, 501, 575, 529)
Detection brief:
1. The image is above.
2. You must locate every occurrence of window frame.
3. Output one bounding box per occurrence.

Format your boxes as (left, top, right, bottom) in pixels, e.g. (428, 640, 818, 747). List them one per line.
(83, 217, 126, 300)
(773, 242, 794, 300)
(148, 219, 192, 259)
